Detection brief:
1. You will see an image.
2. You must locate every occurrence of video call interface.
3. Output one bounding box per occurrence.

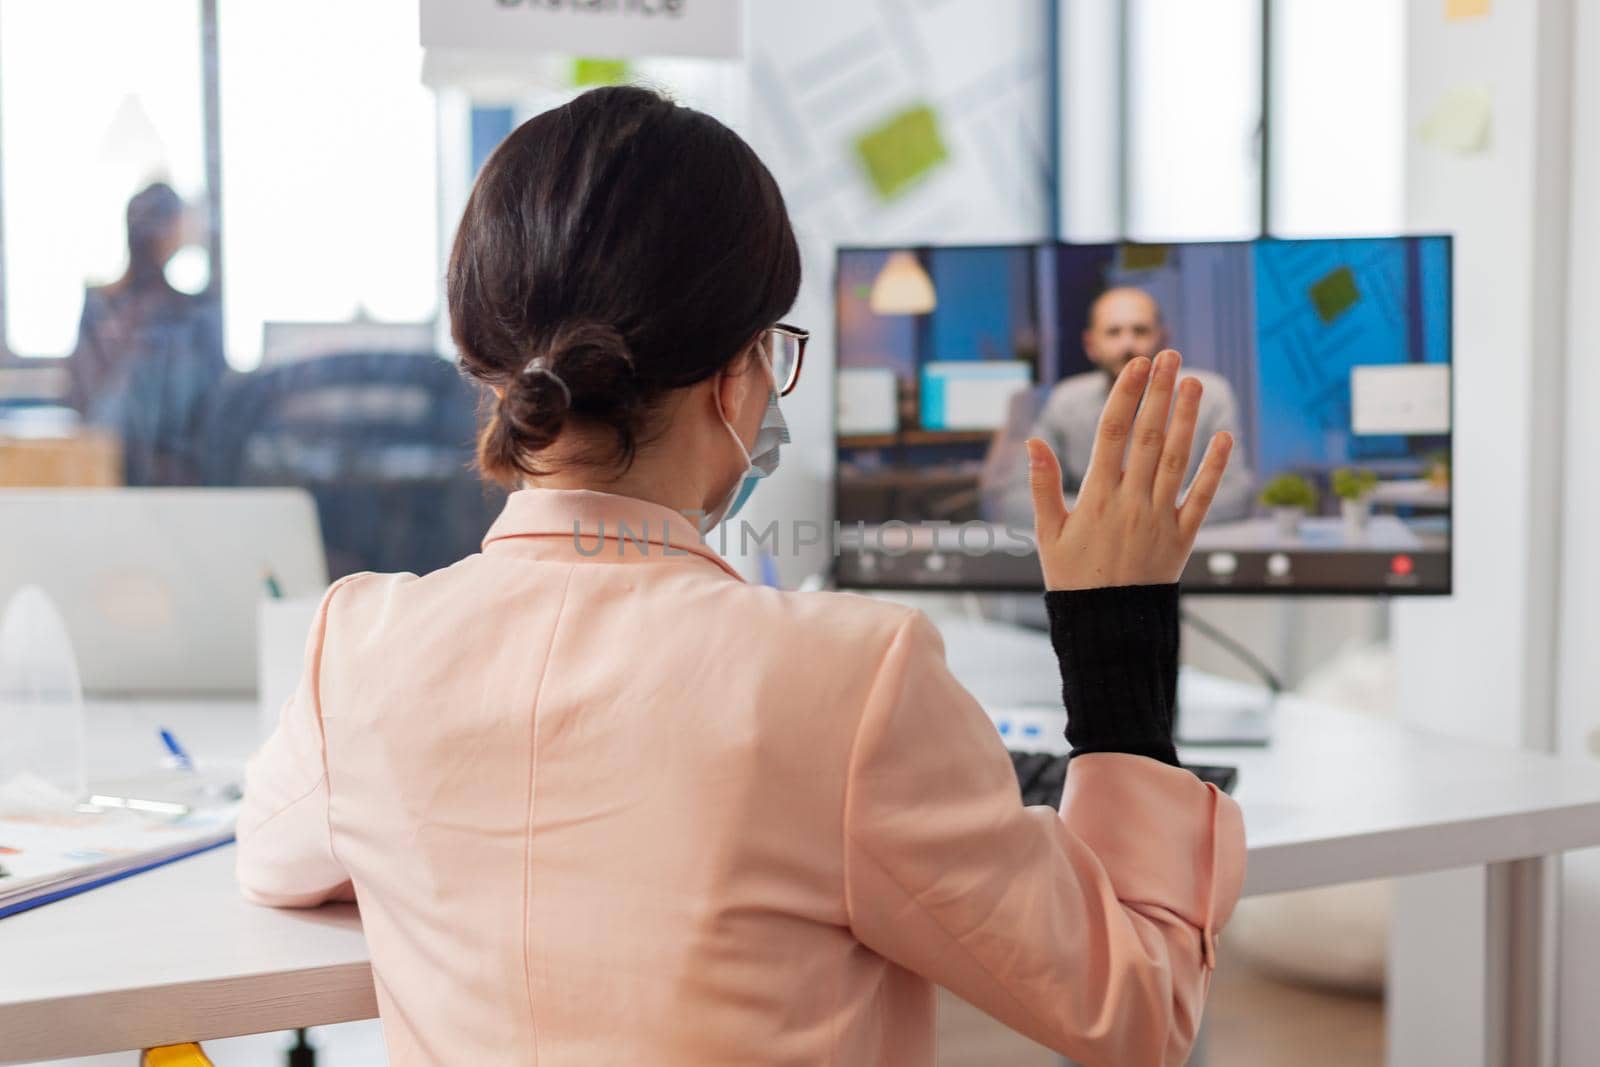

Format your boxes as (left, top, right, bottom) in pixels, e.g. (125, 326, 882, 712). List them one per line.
(834, 237, 1453, 594)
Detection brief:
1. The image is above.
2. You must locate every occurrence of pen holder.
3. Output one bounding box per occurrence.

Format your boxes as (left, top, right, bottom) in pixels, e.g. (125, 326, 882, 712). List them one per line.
(0, 586, 86, 809)
(257, 596, 320, 741)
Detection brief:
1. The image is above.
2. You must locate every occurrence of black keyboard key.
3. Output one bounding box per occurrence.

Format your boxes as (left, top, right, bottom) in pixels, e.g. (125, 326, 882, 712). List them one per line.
(1008, 751, 1238, 806)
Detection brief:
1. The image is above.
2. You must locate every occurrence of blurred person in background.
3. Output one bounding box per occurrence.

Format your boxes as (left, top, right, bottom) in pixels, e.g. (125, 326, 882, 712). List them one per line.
(66, 181, 225, 484)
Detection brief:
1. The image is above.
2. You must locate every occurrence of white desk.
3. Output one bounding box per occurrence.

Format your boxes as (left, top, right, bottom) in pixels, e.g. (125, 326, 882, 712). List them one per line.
(0, 848, 372, 1060)
(1193, 514, 1426, 552)
(0, 699, 372, 1062)
(1370, 478, 1451, 510)
(7, 656, 1600, 1064)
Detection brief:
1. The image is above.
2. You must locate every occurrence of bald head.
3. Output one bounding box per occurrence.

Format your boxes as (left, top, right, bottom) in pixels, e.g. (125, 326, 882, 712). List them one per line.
(1084, 287, 1166, 375)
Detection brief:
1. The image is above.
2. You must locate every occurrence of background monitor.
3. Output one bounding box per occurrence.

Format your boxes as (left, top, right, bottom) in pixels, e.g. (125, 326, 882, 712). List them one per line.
(833, 237, 1453, 595)
(920, 361, 1034, 431)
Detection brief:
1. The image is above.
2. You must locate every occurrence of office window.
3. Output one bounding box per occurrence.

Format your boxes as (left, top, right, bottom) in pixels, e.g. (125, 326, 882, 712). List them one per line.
(1125, 0, 1262, 241)
(1058, 0, 1122, 242)
(217, 0, 439, 370)
(1269, 0, 1403, 236)
(0, 1, 208, 358)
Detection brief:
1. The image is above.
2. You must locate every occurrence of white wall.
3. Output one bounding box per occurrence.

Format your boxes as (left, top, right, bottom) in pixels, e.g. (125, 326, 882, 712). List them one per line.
(1390, 1, 1575, 1063)
(1556, 2, 1600, 1063)
(1393, 0, 1568, 753)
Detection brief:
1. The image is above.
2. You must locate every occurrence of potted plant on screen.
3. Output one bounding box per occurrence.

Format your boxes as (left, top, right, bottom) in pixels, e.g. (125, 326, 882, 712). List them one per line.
(1332, 467, 1379, 539)
(1424, 449, 1451, 491)
(1260, 473, 1317, 539)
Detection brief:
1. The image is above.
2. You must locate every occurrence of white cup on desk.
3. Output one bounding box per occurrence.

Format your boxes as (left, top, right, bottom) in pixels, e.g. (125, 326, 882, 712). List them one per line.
(257, 596, 320, 740)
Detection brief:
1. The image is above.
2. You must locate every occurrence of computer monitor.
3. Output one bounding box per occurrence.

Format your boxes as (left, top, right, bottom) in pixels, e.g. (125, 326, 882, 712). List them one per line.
(833, 237, 1453, 595)
(0, 488, 329, 694)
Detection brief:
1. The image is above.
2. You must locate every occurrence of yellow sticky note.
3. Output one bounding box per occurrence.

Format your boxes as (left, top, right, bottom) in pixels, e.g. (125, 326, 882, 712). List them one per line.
(1446, 0, 1490, 20)
(1119, 244, 1171, 272)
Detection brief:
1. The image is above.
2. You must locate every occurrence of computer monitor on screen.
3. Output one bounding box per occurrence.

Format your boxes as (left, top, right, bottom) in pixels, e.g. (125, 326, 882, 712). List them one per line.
(833, 237, 1453, 595)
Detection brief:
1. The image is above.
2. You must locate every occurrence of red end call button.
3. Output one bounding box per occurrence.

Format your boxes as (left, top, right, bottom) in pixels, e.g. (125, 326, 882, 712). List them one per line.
(1390, 554, 1415, 577)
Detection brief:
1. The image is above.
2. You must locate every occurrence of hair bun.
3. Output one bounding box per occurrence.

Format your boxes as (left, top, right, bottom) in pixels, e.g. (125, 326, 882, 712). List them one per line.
(497, 321, 640, 459)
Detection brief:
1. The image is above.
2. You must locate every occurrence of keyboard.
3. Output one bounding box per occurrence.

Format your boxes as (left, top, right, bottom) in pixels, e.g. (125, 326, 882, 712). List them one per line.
(1008, 750, 1238, 807)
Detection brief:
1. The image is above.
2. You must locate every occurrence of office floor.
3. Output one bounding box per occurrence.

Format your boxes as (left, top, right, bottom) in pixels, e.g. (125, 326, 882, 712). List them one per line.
(933, 944, 1386, 1067)
(32, 948, 1383, 1066)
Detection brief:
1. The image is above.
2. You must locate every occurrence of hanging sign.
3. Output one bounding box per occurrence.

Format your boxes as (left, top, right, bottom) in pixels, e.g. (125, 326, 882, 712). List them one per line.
(420, 0, 743, 60)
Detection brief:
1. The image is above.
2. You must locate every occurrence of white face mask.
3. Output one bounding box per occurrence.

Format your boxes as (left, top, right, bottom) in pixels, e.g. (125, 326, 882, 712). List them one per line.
(704, 363, 790, 531)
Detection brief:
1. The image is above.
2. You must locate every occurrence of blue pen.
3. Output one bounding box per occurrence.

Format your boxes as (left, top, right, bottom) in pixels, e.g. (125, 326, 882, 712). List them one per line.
(757, 548, 780, 588)
(159, 728, 195, 772)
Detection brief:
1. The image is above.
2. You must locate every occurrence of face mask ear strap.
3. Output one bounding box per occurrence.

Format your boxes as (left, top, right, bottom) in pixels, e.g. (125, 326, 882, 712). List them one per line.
(715, 369, 754, 463)
(717, 351, 776, 432)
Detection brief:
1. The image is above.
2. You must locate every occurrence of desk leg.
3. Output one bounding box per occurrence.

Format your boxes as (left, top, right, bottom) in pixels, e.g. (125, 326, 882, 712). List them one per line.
(1485, 856, 1558, 1067)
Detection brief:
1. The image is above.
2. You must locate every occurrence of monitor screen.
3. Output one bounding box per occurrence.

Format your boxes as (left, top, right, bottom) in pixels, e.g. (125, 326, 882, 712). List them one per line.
(833, 237, 1453, 595)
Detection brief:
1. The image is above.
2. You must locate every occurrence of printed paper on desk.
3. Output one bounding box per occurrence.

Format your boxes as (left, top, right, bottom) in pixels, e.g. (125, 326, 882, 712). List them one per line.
(0, 802, 237, 917)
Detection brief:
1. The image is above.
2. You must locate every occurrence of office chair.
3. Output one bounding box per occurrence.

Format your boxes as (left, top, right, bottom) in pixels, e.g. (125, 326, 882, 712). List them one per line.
(200, 351, 505, 579)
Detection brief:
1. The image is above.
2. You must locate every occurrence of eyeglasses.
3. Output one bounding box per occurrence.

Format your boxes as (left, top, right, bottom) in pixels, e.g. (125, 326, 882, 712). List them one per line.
(761, 323, 809, 397)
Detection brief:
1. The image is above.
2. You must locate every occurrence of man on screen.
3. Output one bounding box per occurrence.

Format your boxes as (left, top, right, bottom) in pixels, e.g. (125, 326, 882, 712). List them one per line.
(995, 286, 1254, 526)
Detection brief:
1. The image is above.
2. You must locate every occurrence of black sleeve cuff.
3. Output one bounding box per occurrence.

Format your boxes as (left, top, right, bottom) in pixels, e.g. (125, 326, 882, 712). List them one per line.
(1043, 583, 1181, 767)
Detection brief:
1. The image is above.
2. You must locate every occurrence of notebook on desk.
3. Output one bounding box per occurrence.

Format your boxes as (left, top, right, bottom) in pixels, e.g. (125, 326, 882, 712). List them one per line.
(0, 795, 238, 919)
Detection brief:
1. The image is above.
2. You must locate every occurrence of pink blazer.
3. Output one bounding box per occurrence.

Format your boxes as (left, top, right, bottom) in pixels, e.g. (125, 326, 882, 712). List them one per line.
(238, 488, 1245, 1066)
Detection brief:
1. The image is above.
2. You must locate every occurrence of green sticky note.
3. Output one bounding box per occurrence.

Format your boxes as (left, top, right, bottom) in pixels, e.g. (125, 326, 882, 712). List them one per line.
(854, 104, 949, 201)
(1119, 243, 1171, 272)
(1419, 85, 1492, 154)
(572, 58, 630, 87)
(1310, 266, 1361, 324)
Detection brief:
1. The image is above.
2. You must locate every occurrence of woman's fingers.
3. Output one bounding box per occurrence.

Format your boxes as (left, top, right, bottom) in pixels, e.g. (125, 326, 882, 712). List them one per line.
(1178, 432, 1235, 540)
(1123, 349, 1181, 488)
(1081, 356, 1151, 493)
(1026, 437, 1070, 541)
(1152, 374, 1203, 507)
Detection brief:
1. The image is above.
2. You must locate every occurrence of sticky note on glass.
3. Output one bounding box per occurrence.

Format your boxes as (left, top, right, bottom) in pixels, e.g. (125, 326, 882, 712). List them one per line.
(855, 104, 949, 201)
(572, 58, 630, 87)
(1119, 244, 1171, 272)
(1420, 86, 1492, 153)
(1309, 266, 1360, 325)
(1446, 0, 1490, 19)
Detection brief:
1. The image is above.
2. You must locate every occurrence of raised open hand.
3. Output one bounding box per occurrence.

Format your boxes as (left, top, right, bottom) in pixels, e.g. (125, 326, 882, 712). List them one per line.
(1027, 349, 1233, 591)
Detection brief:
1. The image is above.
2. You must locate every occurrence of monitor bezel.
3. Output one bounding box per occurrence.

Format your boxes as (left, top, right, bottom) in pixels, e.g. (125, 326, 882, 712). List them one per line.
(827, 235, 1455, 598)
